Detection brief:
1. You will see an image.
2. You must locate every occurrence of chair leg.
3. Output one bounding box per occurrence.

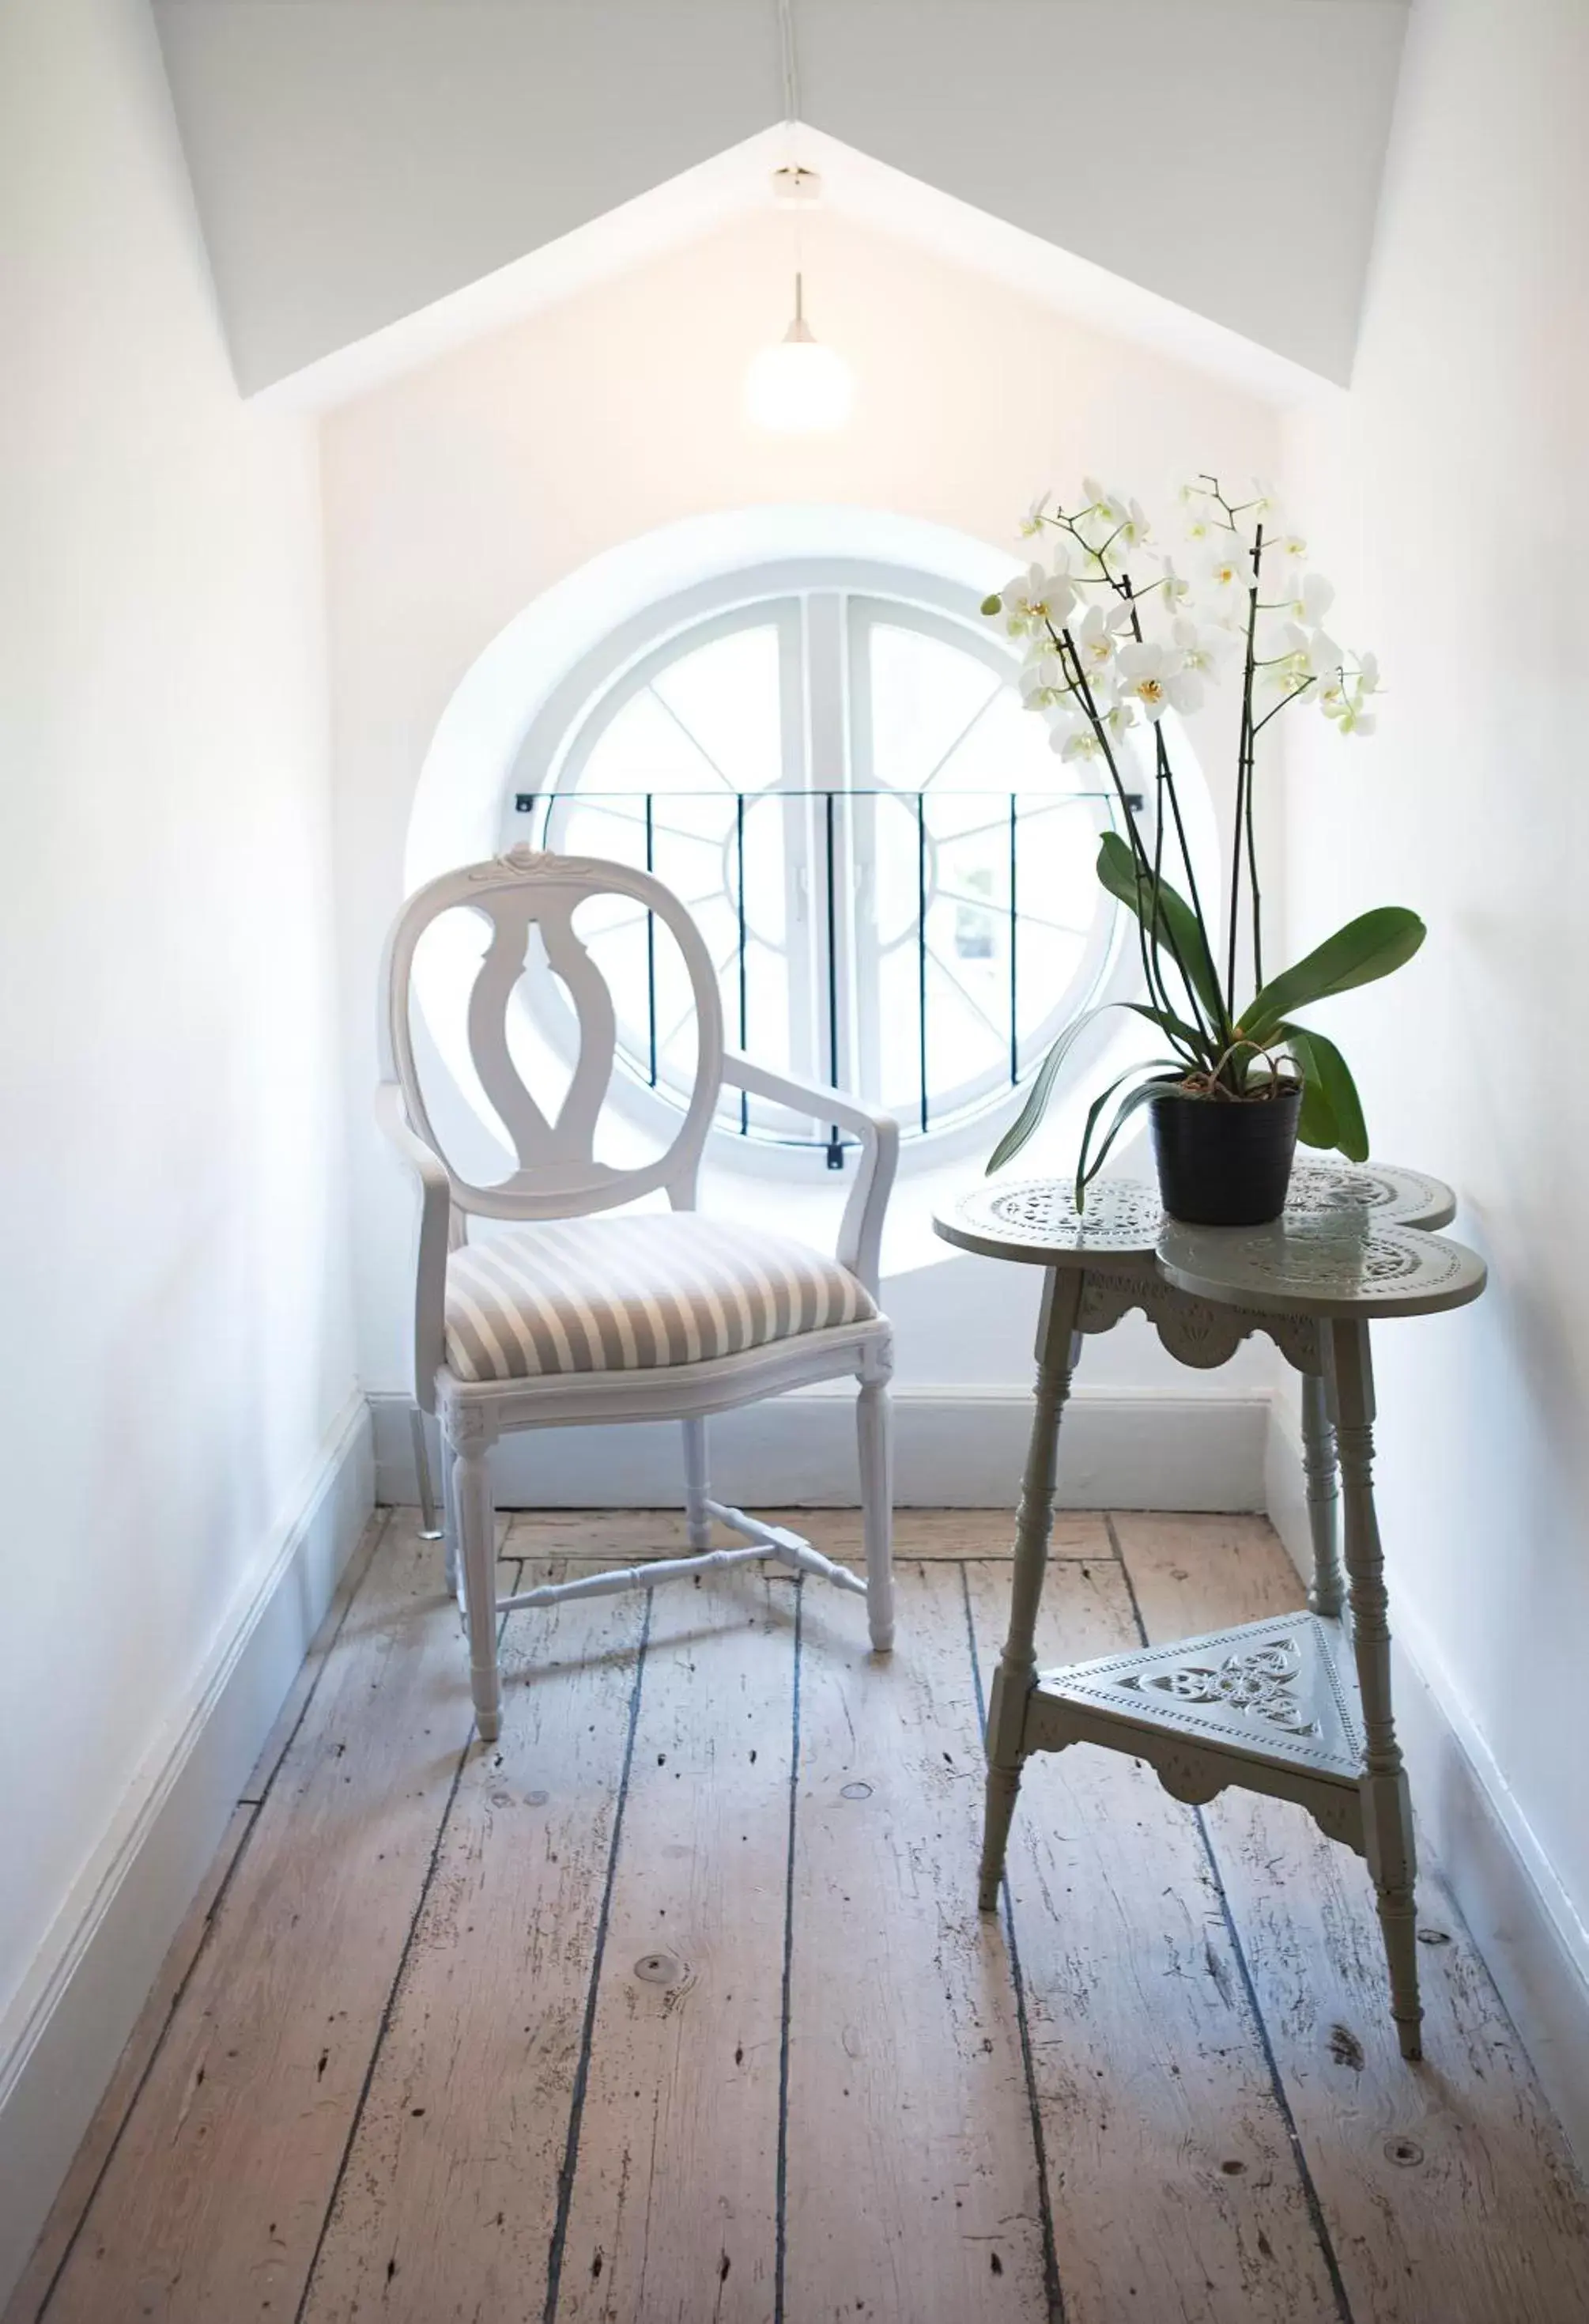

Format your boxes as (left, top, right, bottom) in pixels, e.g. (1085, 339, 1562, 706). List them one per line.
(441, 1437, 460, 1604)
(1330, 1318, 1422, 2060)
(682, 1417, 711, 1550)
(856, 1376, 895, 1653)
(979, 1266, 1085, 1913)
(411, 1404, 443, 1540)
(453, 1438, 501, 1744)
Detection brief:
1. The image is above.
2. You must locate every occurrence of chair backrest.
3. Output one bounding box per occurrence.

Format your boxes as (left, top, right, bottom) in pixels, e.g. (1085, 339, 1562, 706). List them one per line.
(381, 846, 725, 1219)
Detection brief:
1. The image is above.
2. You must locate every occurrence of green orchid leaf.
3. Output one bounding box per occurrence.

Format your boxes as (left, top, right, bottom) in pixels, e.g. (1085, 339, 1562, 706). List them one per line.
(1242, 908, 1425, 1046)
(988, 999, 1209, 1179)
(986, 1004, 1119, 1175)
(1074, 1064, 1185, 1206)
(1282, 1022, 1368, 1161)
(1096, 832, 1224, 1030)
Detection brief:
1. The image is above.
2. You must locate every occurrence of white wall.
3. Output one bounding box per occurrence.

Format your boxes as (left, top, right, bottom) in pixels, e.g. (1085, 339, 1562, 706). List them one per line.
(1280, 0, 1589, 2069)
(153, 0, 1407, 391)
(320, 202, 1284, 1442)
(0, 0, 359, 2281)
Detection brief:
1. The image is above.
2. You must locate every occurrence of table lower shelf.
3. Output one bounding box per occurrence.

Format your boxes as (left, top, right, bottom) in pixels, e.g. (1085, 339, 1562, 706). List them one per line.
(1023, 1609, 1368, 1856)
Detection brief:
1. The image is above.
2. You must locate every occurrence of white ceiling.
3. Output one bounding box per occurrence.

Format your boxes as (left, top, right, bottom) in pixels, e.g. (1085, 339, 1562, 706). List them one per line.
(152, 0, 1410, 396)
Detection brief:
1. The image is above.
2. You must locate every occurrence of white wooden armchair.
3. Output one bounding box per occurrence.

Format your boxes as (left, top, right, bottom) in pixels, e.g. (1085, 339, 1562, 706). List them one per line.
(377, 845, 898, 1740)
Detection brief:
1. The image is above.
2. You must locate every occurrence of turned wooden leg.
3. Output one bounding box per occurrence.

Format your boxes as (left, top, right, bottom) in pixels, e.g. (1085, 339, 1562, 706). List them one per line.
(979, 1267, 1085, 1913)
(681, 1417, 711, 1551)
(440, 1434, 460, 1604)
(856, 1368, 895, 1654)
(1330, 1317, 1422, 2059)
(1301, 1357, 1345, 1618)
(452, 1432, 502, 1744)
(411, 1403, 443, 1540)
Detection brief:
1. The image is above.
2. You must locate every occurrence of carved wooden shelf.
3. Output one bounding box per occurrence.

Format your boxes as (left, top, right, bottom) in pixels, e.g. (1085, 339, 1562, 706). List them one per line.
(1031, 1609, 1367, 1853)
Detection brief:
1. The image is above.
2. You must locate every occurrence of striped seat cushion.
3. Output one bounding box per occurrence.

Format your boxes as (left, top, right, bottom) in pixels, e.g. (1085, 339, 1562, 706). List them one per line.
(443, 1214, 877, 1384)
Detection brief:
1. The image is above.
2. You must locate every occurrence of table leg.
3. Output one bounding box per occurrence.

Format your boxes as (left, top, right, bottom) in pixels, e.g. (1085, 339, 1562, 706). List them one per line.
(979, 1265, 1085, 1912)
(1301, 1355, 1345, 1618)
(1330, 1317, 1422, 2060)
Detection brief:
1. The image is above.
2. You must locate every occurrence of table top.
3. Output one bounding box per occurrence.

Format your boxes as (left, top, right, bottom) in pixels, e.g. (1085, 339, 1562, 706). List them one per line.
(933, 1162, 1485, 1321)
(933, 1162, 1456, 1268)
(1157, 1213, 1486, 1320)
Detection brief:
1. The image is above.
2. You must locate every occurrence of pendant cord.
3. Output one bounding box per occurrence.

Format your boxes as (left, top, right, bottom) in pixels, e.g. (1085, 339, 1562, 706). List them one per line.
(776, 0, 799, 123)
(775, 0, 804, 300)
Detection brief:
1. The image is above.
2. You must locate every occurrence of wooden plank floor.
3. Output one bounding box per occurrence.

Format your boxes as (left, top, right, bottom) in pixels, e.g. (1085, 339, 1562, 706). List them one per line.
(10, 1507, 1588, 2324)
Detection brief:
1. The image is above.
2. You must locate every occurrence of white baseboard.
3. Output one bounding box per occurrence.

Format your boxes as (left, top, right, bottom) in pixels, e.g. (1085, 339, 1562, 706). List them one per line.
(0, 1394, 376, 2307)
(373, 1383, 1270, 1514)
(1265, 1402, 1589, 2170)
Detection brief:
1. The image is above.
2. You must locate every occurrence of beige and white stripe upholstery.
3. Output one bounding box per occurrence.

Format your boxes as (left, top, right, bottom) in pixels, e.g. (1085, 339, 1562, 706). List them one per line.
(443, 1214, 877, 1384)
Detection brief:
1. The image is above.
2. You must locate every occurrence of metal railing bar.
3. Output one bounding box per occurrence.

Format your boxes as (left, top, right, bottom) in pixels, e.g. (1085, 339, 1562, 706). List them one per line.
(547, 784, 1123, 803)
(916, 792, 929, 1135)
(644, 795, 657, 1086)
(736, 793, 749, 1135)
(825, 792, 842, 1166)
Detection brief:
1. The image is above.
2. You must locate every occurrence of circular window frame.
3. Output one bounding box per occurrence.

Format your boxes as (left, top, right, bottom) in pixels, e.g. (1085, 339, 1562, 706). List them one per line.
(503, 554, 1142, 1177)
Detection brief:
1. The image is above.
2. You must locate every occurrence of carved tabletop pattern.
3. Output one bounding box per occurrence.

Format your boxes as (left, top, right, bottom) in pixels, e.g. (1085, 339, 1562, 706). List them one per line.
(934, 1159, 1455, 1270)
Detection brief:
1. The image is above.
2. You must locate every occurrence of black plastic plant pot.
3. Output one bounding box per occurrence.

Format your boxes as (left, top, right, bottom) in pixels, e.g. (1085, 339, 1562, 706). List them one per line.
(1149, 1083, 1303, 1226)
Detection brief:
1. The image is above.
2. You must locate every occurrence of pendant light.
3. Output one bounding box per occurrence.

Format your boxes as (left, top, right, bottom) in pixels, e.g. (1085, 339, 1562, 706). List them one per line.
(744, 264, 853, 434)
(743, 4, 853, 434)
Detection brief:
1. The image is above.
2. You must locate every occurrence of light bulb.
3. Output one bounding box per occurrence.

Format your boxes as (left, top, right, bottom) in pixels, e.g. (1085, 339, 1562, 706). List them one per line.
(744, 274, 853, 435)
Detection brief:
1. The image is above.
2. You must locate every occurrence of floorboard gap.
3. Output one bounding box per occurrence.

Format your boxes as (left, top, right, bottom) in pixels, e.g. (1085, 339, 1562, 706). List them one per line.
(960, 1563, 1066, 2324)
(1104, 1514, 1357, 2324)
(290, 1552, 524, 2324)
(771, 1576, 805, 2324)
(540, 1585, 654, 2324)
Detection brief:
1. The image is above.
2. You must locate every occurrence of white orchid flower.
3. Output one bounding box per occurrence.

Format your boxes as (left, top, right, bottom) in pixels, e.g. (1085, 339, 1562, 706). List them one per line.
(1115, 498, 1153, 552)
(996, 563, 1078, 638)
(1277, 527, 1308, 561)
(1020, 654, 1071, 712)
(1204, 538, 1255, 595)
(1020, 490, 1053, 538)
(1081, 475, 1127, 526)
(1356, 650, 1381, 696)
(1156, 556, 1193, 613)
(1268, 622, 1342, 699)
(1172, 617, 1234, 682)
(1275, 571, 1336, 627)
(1115, 639, 1198, 723)
(1071, 600, 1131, 682)
(1056, 724, 1105, 762)
(1329, 692, 1376, 736)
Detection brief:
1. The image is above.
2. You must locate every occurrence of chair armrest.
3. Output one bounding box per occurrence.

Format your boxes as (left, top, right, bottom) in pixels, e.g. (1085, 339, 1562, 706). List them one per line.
(375, 1083, 451, 1411)
(721, 1052, 899, 1297)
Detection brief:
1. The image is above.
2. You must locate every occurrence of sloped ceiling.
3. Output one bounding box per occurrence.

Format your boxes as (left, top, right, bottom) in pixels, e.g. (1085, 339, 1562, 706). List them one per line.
(153, 1, 1410, 396)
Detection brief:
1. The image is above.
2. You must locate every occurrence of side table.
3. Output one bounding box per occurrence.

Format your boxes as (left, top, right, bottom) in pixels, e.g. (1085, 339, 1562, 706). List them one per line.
(934, 1164, 1485, 2058)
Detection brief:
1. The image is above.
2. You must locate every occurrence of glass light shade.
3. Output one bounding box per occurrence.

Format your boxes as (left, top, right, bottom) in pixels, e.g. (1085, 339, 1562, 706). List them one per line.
(744, 293, 853, 434)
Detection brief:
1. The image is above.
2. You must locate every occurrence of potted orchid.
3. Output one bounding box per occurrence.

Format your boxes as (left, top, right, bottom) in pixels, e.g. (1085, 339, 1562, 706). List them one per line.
(983, 474, 1421, 1222)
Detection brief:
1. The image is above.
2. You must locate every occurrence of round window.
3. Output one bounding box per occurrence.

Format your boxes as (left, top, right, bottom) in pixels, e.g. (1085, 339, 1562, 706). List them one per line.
(511, 562, 1132, 1154)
